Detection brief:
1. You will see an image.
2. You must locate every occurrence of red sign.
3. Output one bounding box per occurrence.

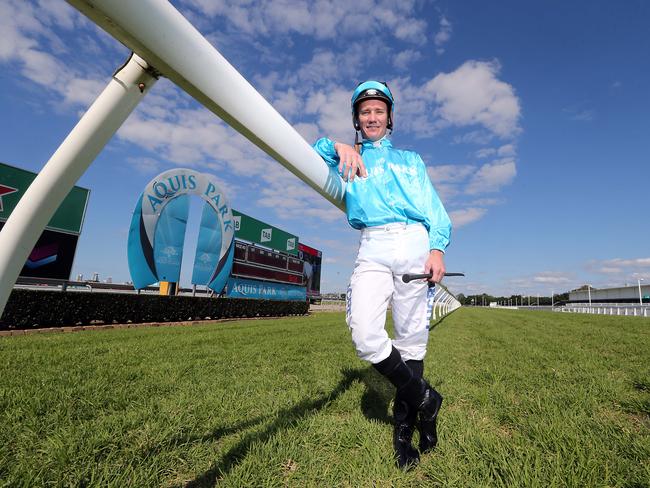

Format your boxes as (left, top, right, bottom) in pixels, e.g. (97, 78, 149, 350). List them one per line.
(0, 184, 18, 212)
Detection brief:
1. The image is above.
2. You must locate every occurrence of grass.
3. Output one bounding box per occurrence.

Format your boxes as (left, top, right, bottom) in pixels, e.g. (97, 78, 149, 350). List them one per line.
(0, 308, 649, 487)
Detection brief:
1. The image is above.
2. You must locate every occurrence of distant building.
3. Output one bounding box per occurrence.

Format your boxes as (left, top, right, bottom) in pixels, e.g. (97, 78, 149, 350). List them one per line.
(570, 284, 650, 304)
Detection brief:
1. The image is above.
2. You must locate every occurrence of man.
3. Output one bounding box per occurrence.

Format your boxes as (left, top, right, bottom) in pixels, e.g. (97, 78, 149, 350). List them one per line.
(313, 81, 452, 469)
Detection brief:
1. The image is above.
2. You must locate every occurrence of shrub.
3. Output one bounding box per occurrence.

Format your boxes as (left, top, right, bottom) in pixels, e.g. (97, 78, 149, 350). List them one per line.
(0, 289, 309, 330)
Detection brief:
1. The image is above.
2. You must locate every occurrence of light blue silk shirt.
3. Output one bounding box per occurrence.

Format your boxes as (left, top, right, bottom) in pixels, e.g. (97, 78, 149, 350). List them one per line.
(313, 137, 452, 252)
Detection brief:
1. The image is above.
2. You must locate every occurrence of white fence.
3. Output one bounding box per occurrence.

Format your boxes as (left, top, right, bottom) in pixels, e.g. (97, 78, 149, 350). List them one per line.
(428, 285, 462, 321)
(554, 304, 650, 318)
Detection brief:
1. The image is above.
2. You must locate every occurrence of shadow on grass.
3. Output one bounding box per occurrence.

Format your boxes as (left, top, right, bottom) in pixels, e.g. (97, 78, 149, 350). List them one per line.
(358, 367, 393, 425)
(178, 366, 393, 487)
(429, 312, 453, 331)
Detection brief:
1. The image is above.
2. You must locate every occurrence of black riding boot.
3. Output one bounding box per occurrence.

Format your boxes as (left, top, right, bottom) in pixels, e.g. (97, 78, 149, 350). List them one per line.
(374, 348, 441, 467)
(392, 393, 419, 469)
(407, 359, 443, 453)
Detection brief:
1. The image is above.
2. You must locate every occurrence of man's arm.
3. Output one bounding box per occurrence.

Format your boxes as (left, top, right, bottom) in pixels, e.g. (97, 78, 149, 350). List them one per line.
(416, 154, 452, 282)
(313, 138, 366, 182)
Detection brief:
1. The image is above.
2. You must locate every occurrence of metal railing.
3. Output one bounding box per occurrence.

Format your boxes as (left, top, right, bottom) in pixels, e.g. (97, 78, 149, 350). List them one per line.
(428, 284, 462, 321)
(554, 304, 650, 318)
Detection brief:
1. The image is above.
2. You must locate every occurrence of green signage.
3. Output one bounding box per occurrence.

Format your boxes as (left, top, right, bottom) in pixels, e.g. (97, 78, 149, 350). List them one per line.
(0, 162, 90, 234)
(232, 209, 298, 255)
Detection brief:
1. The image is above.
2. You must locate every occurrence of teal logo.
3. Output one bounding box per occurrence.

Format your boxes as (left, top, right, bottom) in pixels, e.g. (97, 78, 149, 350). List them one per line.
(127, 168, 234, 292)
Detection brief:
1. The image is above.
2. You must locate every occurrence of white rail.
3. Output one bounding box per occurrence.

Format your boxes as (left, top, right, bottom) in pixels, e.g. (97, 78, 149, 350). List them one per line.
(66, 0, 346, 208)
(554, 305, 650, 318)
(429, 284, 461, 322)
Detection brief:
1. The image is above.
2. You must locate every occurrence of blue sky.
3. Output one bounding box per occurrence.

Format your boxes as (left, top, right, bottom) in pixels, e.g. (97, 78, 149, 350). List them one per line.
(1, 0, 649, 297)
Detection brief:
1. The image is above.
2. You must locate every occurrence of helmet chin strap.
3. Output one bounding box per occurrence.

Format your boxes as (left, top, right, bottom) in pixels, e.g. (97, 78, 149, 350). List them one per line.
(354, 130, 361, 154)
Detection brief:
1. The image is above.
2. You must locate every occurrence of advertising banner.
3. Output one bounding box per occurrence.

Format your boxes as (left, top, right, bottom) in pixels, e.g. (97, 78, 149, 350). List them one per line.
(298, 243, 322, 297)
(0, 162, 89, 234)
(0, 221, 79, 280)
(232, 209, 298, 256)
(1, 162, 89, 280)
(191, 201, 224, 285)
(127, 168, 234, 292)
(153, 193, 189, 283)
(225, 277, 307, 301)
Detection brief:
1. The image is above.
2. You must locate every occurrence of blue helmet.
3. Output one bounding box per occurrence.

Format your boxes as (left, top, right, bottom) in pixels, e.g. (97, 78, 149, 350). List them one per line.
(351, 81, 395, 131)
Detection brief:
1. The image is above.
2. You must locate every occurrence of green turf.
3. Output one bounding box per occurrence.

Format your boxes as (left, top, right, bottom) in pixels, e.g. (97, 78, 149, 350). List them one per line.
(1, 309, 648, 487)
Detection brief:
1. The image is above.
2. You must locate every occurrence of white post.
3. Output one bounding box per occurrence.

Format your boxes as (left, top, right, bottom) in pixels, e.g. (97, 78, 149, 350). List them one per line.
(638, 278, 644, 305)
(0, 53, 157, 317)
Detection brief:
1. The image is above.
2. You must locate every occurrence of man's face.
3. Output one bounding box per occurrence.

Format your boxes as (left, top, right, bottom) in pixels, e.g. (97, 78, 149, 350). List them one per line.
(357, 99, 388, 141)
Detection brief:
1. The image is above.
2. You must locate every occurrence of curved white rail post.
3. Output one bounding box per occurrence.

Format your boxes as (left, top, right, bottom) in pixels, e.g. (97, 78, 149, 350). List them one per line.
(445, 295, 454, 313)
(428, 283, 461, 324)
(66, 0, 347, 209)
(431, 287, 443, 320)
(0, 54, 157, 317)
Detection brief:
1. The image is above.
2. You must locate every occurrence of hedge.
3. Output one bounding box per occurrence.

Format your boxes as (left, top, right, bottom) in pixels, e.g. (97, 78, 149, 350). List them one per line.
(0, 289, 309, 330)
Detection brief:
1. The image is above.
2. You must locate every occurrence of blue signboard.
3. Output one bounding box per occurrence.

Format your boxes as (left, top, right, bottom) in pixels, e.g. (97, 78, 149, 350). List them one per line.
(127, 168, 234, 293)
(225, 277, 306, 301)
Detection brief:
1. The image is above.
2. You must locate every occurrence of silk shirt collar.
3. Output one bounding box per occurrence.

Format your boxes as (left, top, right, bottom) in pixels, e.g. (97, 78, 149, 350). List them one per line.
(361, 136, 392, 149)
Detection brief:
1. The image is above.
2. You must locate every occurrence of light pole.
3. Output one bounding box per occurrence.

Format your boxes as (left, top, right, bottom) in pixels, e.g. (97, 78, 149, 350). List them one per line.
(551, 290, 554, 307)
(587, 284, 592, 306)
(638, 278, 644, 305)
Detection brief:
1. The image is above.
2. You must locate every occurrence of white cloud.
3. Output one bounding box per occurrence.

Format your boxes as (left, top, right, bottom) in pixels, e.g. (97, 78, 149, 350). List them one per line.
(293, 122, 320, 144)
(465, 158, 516, 194)
(427, 164, 475, 184)
(304, 86, 353, 143)
(60, 77, 107, 107)
(273, 88, 302, 119)
(468, 197, 504, 206)
(475, 144, 515, 159)
(594, 257, 650, 270)
(394, 49, 422, 71)
(36, 0, 78, 30)
(427, 164, 474, 202)
(126, 157, 163, 175)
(597, 267, 624, 274)
(425, 60, 521, 138)
(255, 57, 522, 145)
(184, 0, 429, 44)
(449, 207, 487, 228)
(532, 272, 573, 284)
(497, 144, 516, 156)
(0, 0, 113, 109)
(434, 16, 452, 55)
(452, 130, 495, 145)
(257, 177, 342, 223)
(475, 148, 496, 158)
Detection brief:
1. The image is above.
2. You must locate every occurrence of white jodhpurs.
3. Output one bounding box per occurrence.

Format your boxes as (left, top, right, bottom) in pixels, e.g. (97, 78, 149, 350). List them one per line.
(345, 223, 435, 364)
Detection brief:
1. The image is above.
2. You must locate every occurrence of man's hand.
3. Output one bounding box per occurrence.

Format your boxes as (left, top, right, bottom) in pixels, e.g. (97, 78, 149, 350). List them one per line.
(424, 250, 445, 283)
(334, 142, 367, 181)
